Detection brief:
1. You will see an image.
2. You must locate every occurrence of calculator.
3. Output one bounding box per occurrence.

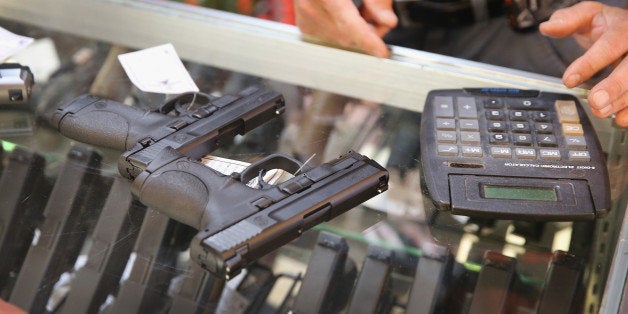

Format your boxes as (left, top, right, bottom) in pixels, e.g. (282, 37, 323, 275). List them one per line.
(419, 88, 610, 221)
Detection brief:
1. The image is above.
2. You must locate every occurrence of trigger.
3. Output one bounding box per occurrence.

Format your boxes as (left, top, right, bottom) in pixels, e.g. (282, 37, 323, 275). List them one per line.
(256, 169, 273, 189)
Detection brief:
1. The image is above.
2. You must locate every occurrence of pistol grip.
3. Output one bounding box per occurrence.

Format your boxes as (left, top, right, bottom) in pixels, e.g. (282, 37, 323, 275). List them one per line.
(130, 147, 259, 231)
(53, 94, 171, 151)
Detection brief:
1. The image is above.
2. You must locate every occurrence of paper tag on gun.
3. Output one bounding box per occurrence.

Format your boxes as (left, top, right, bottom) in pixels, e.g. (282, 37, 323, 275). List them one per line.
(118, 43, 199, 94)
(0, 27, 34, 61)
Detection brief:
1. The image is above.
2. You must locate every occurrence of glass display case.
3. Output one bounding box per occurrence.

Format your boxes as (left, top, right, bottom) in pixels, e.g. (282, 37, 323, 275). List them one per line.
(0, 1, 626, 313)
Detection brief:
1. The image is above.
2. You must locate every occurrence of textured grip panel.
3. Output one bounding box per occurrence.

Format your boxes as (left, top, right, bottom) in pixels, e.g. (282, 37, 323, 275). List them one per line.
(59, 110, 132, 151)
(137, 168, 209, 229)
(55, 96, 150, 151)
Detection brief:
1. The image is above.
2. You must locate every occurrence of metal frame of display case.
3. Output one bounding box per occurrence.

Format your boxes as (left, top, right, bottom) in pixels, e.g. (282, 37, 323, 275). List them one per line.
(1, 0, 626, 313)
(600, 202, 628, 314)
(0, 0, 591, 112)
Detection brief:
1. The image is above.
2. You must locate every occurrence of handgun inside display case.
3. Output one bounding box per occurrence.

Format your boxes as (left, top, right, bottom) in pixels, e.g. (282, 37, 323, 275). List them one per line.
(0, 1, 627, 313)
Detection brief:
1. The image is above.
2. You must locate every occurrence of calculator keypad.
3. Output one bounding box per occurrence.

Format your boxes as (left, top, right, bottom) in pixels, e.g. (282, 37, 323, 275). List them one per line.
(434, 96, 590, 162)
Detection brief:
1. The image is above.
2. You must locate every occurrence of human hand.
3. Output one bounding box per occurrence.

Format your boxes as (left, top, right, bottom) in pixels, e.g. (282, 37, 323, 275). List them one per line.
(540, 1, 628, 127)
(294, 0, 398, 58)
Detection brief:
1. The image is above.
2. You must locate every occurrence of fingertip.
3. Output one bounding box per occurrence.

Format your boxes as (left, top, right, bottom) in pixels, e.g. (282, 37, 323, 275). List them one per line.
(539, 18, 562, 34)
(598, 104, 614, 117)
(590, 108, 608, 119)
(589, 89, 610, 109)
(377, 10, 398, 27)
(353, 41, 388, 58)
(357, 29, 391, 58)
(615, 109, 628, 127)
(538, 22, 550, 35)
(563, 73, 582, 88)
(372, 45, 390, 58)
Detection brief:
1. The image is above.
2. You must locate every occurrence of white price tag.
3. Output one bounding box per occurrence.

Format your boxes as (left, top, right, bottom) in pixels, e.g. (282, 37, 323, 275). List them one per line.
(10, 38, 61, 83)
(0, 27, 34, 61)
(118, 43, 199, 94)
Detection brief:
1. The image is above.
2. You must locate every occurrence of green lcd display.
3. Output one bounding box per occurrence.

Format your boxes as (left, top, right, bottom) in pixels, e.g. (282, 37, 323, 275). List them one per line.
(482, 185, 558, 201)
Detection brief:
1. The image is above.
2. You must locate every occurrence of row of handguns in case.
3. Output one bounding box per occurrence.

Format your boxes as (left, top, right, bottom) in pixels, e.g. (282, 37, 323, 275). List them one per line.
(0, 143, 585, 313)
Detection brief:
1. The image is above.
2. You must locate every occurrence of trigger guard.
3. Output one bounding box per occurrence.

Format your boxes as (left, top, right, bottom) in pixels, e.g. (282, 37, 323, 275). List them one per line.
(158, 92, 214, 115)
(239, 154, 308, 184)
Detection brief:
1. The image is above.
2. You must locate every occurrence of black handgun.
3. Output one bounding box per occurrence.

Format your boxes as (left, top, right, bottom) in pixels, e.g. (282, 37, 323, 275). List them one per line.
(106, 209, 193, 314)
(292, 231, 357, 313)
(51, 85, 389, 280)
(51, 85, 286, 179)
(346, 245, 395, 314)
(9, 145, 106, 313)
(59, 177, 145, 314)
(0, 147, 50, 298)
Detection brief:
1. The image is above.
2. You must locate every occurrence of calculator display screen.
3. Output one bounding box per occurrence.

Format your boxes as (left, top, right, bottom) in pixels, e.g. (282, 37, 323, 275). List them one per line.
(482, 185, 557, 201)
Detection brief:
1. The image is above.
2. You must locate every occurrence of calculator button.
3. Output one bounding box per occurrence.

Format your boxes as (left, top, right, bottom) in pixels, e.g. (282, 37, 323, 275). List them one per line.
(460, 132, 482, 144)
(462, 146, 483, 157)
(532, 111, 551, 121)
(535, 122, 553, 133)
(565, 136, 587, 149)
(540, 149, 561, 160)
(555, 100, 580, 123)
(489, 133, 510, 145)
(434, 96, 454, 117)
(562, 123, 584, 136)
(437, 131, 457, 143)
(459, 119, 479, 131)
(568, 150, 591, 162)
(509, 110, 528, 121)
(537, 135, 558, 147)
(508, 99, 540, 109)
(438, 145, 458, 156)
(515, 147, 536, 159)
(436, 118, 456, 130)
(457, 97, 478, 118)
(513, 134, 533, 146)
(511, 122, 531, 133)
(484, 98, 504, 108)
(486, 109, 505, 120)
(490, 146, 512, 158)
(487, 121, 507, 132)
